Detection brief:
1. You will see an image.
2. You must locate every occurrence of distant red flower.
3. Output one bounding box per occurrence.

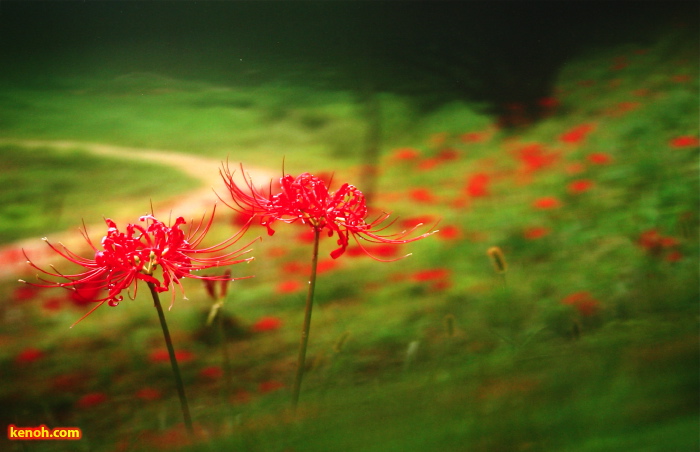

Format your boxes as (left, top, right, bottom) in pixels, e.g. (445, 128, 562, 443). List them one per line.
(316, 259, 339, 274)
(220, 163, 435, 260)
(252, 316, 283, 332)
(561, 291, 601, 317)
(669, 136, 699, 148)
(150, 349, 194, 363)
(587, 153, 613, 165)
(418, 158, 440, 171)
(532, 197, 561, 210)
(15, 347, 44, 364)
(136, 387, 162, 401)
(538, 97, 559, 109)
(514, 143, 558, 172)
(21, 207, 254, 325)
(392, 148, 420, 160)
(199, 366, 224, 380)
(258, 380, 285, 394)
(437, 148, 460, 161)
(297, 229, 317, 243)
(12, 285, 39, 303)
(277, 280, 303, 294)
(665, 250, 683, 262)
(438, 225, 461, 240)
(560, 124, 596, 144)
(411, 268, 450, 282)
(637, 229, 681, 259)
(460, 131, 489, 143)
(410, 188, 438, 203)
(42, 297, 63, 311)
(568, 179, 594, 194)
(465, 173, 490, 197)
(77, 392, 107, 409)
(523, 227, 551, 240)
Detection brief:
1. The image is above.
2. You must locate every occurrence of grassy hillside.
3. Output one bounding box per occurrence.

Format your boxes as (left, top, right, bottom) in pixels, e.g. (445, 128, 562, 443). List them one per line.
(0, 28, 697, 452)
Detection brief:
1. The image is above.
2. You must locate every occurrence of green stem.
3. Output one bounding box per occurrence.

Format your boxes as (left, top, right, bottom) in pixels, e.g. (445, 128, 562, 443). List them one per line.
(292, 227, 321, 411)
(218, 304, 233, 399)
(148, 282, 194, 436)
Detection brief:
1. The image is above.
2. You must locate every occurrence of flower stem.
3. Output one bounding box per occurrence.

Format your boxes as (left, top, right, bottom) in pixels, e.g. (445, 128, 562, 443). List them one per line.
(147, 282, 194, 437)
(292, 227, 321, 411)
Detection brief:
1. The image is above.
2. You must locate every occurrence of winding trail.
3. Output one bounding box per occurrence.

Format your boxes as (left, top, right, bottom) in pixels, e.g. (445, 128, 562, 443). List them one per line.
(0, 139, 277, 279)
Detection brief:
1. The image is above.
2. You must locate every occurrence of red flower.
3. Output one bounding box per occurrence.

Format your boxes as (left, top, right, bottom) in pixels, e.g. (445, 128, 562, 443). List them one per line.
(252, 316, 283, 332)
(199, 366, 224, 380)
(258, 380, 285, 394)
(637, 229, 680, 257)
(15, 347, 44, 364)
(411, 268, 450, 282)
(514, 143, 558, 173)
(568, 179, 594, 194)
(587, 153, 613, 165)
(77, 392, 107, 409)
(560, 124, 596, 144)
(42, 297, 63, 311)
(665, 250, 683, 262)
(537, 97, 559, 109)
(466, 173, 490, 197)
(523, 227, 551, 240)
(437, 225, 461, 240)
(460, 131, 489, 143)
(409, 188, 438, 203)
(437, 148, 460, 161)
(136, 387, 162, 401)
(220, 163, 435, 260)
(532, 197, 561, 210)
(392, 148, 420, 160)
(12, 285, 39, 303)
(277, 280, 303, 294)
(561, 292, 600, 317)
(150, 349, 194, 363)
(669, 136, 699, 148)
(21, 207, 254, 326)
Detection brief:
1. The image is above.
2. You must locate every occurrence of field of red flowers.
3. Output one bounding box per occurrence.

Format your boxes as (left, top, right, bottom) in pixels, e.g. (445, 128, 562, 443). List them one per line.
(0, 27, 698, 452)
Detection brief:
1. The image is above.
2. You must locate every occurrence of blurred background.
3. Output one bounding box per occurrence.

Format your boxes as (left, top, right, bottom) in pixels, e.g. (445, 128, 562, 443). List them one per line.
(0, 1, 698, 451)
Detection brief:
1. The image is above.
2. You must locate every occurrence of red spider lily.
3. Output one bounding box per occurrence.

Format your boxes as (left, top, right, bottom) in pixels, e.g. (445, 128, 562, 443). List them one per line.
(561, 292, 601, 317)
(199, 366, 224, 380)
(437, 225, 461, 240)
(251, 316, 283, 332)
(21, 207, 255, 326)
(136, 387, 162, 401)
(466, 173, 491, 197)
(460, 131, 489, 143)
(220, 163, 436, 260)
(277, 280, 303, 294)
(568, 179, 595, 194)
(391, 148, 420, 161)
(560, 124, 596, 144)
(513, 143, 558, 173)
(587, 153, 613, 165)
(523, 226, 551, 240)
(77, 392, 108, 409)
(409, 188, 438, 203)
(15, 347, 45, 364)
(669, 136, 699, 148)
(532, 197, 562, 210)
(150, 349, 195, 363)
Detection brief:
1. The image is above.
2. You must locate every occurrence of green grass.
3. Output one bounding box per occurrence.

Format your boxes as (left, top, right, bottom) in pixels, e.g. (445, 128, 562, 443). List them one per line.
(0, 27, 698, 452)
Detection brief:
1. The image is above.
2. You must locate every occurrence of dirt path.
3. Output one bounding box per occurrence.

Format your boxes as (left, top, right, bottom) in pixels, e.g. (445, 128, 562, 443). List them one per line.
(0, 139, 277, 279)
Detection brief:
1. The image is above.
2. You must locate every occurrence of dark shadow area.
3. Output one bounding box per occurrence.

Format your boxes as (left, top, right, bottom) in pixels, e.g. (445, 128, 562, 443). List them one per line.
(0, 1, 697, 125)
